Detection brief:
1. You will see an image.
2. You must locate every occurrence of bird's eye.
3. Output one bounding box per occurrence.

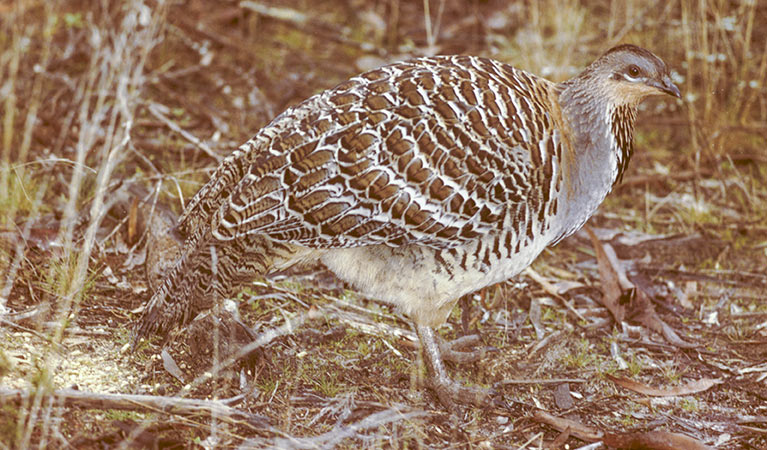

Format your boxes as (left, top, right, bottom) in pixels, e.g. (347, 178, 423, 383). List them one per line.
(627, 65, 641, 77)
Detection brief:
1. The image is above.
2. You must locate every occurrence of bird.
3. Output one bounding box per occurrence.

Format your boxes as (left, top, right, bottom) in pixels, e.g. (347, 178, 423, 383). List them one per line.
(134, 44, 680, 406)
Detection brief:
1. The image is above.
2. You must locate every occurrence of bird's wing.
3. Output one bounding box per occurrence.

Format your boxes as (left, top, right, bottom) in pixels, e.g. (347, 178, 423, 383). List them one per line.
(179, 55, 565, 250)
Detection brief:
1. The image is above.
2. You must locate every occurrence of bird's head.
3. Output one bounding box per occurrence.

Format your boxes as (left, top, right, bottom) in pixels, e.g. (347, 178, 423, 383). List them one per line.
(582, 44, 681, 106)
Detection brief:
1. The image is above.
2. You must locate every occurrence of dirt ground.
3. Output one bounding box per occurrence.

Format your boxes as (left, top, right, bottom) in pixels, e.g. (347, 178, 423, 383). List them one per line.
(1, 0, 766, 448)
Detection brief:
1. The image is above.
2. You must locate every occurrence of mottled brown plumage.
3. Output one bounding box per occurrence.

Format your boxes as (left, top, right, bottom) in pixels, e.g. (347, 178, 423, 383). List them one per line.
(135, 44, 679, 406)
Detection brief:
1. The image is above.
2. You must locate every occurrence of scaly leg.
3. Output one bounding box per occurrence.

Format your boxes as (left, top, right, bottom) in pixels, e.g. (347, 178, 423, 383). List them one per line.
(416, 324, 498, 407)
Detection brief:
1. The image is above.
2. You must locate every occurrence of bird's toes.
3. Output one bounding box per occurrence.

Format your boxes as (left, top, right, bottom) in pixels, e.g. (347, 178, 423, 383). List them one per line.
(428, 377, 501, 409)
(437, 334, 499, 364)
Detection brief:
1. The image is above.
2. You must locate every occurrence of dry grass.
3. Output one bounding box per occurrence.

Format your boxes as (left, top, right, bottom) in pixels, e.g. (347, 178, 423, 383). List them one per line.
(1, 0, 766, 448)
(2, 1, 165, 446)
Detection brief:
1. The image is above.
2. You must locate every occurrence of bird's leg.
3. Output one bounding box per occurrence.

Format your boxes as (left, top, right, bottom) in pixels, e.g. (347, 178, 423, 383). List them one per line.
(416, 324, 497, 407)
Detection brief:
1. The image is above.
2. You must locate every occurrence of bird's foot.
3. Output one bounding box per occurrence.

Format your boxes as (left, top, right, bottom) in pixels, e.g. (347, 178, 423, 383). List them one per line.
(426, 372, 500, 408)
(437, 334, 498, 365)
(416, 325, 502, 408)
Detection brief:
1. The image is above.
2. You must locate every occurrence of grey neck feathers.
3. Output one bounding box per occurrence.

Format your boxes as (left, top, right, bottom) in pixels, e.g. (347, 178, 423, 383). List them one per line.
(554, 75, 638, 236)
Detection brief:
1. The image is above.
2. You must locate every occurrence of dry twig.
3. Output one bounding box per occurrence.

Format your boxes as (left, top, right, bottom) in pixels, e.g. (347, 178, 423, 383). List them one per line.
(0, 388, 269, 429)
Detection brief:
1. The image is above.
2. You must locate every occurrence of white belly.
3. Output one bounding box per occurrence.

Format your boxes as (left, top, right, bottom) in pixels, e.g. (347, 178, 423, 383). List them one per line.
(319, 233, 549, 327)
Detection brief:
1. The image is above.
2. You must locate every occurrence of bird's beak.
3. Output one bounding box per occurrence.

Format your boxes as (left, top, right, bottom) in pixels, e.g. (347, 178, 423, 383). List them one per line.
(650, 75, 681, 98)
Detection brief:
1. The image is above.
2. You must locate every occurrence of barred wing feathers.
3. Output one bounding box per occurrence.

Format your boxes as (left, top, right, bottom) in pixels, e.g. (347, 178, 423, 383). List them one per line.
(178, 55, 566, 251)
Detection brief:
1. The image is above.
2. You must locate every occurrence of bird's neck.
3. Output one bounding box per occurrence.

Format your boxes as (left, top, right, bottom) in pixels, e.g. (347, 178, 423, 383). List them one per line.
(555, 79, 638, 235)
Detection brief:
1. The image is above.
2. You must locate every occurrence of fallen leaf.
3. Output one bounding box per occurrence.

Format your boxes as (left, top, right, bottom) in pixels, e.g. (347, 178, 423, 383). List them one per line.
(606, 374, 722, 396)
(532, 410, 603, 441)
(128, 197, 139, 244)
(586, 226, 625, 323)
(628, 285, 698, 349)
(161, 349, 185, 383)
(588, 227, 698, 349)
(553, 382, 574, 410)
(604, 430, 714, 450)
(529, 297, 545, 340)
